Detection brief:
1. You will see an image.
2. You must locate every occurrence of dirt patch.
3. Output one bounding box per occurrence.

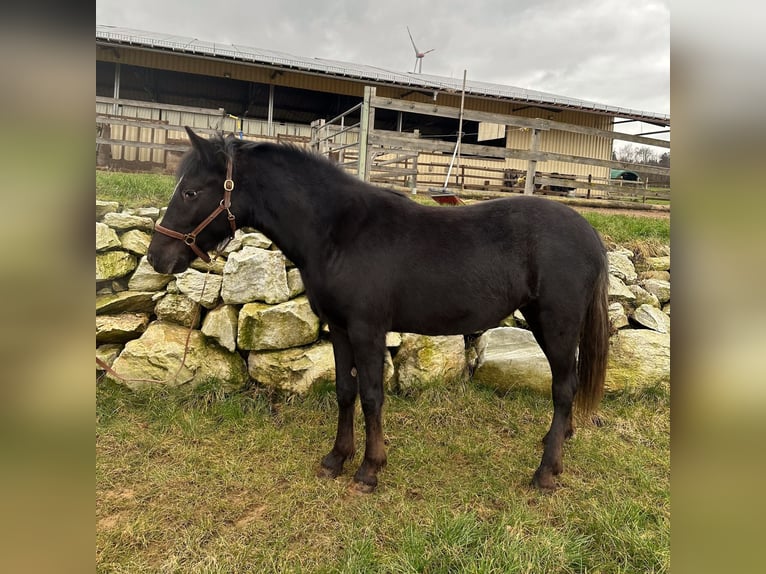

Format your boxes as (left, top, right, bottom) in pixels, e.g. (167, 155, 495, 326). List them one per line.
(234, 504, 268, 529)
(98, 513, 123, 530)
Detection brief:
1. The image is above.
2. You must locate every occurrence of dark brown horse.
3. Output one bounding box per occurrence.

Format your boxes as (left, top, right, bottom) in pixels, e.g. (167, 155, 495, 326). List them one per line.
(147, 128, 610, 492)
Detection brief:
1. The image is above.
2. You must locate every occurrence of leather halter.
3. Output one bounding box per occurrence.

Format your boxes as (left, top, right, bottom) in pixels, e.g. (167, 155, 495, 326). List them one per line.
(154, 158, 237, 263)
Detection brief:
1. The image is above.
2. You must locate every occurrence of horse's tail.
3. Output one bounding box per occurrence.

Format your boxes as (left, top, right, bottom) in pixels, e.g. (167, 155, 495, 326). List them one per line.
(575, 255, 610, 415)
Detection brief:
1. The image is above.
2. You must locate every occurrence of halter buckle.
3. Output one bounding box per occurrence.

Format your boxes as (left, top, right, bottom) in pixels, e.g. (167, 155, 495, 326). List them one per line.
(224, 179, 234, 192)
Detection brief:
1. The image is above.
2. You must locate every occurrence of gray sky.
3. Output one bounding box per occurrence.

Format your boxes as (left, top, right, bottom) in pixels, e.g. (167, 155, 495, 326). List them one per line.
(96, 0, 669, 117)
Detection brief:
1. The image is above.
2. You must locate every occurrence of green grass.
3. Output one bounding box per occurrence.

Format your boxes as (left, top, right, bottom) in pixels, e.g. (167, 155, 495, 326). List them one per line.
(96, 170, 175, 208)
(97, 379, 669, 573)
(580, 212, 669, 245)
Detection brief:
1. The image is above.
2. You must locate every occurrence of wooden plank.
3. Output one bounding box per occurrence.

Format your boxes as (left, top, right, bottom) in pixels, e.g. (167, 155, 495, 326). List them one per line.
(369, 130, 670, 176)
(535, 175, 669, 197)
(371, 96, 670, 149)
(97, 96, 226, 117)
(96, 138, 190, 152)
(97, 116, 176, 131)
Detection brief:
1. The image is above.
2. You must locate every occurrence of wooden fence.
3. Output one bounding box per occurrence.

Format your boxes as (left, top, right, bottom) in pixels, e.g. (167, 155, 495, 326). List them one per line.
(96, 89, 669, 202)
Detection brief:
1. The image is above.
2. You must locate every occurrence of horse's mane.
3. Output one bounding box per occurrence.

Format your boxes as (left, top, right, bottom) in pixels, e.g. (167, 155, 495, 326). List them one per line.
(178, 132, 408, 201)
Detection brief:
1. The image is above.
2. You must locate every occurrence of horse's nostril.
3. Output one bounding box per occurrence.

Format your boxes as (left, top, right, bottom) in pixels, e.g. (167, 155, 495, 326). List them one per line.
(146, 252, 154, 266)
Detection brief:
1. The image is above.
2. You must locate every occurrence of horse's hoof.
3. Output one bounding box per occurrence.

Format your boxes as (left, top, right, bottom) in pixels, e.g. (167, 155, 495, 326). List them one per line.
(319, 451, 351, 479)
(531, 469, 558, 492)
(317, 464, 340, 479)
(349, 480, 376, 495)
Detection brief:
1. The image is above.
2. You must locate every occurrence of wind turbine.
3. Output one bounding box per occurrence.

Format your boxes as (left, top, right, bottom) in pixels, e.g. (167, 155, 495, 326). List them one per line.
(407, 26, 435, 74)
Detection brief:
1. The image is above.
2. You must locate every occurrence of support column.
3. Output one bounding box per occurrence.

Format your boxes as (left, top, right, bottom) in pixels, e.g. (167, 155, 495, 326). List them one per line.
(267, 84, 275, 137)
(524, 128, 541, 196)
(358, 86, 375, 182)
(112, 63, 121, 115)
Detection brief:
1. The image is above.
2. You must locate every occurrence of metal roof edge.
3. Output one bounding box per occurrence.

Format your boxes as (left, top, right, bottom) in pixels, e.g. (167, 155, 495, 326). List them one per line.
(96, 24, 669, 126)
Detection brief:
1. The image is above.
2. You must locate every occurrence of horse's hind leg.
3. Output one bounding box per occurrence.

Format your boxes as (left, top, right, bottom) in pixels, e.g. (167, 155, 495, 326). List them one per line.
(521, 304, 580, 490)
(347, 325, 387, 493)
(320, 326, 358, 478)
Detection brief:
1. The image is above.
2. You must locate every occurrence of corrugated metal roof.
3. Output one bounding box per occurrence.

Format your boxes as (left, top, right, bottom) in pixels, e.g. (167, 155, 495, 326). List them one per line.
(96, 24, 669, 126)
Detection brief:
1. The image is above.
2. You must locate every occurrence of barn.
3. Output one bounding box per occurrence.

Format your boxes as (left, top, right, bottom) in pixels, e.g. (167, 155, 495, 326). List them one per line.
(96, 25, 669, 199)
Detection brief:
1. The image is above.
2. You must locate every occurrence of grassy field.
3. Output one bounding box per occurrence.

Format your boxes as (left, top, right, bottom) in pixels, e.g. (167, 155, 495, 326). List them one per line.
(96, 378, 669, 573)
(96, 171, 176, 208)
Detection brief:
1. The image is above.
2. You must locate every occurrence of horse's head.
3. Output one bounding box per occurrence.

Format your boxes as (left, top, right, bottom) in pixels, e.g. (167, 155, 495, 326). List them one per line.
(147, 127, 238, 274)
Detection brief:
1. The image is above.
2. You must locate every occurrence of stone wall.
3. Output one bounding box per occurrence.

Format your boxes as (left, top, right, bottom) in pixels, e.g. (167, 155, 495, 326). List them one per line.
(96, 200, 670, 395)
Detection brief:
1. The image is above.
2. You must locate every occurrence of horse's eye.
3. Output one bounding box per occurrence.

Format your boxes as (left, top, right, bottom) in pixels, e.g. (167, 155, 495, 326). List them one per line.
(184, 190, 198, 199)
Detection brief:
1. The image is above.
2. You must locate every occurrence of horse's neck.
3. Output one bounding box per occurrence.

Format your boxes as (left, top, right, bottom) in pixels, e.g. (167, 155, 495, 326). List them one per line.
(249, 180, 327, 269)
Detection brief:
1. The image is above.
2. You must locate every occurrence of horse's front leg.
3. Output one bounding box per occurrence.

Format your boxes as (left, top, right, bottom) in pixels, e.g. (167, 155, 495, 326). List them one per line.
(348, 326, 387, 493)
(319, 326, 358, 478)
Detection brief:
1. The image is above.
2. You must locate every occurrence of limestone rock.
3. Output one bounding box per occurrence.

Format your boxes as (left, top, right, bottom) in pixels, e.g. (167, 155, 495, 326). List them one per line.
(383, 349, 396, 389)
(607, 330, 670, 391)
(472, 327, 550, 393)
(631, 303, 671, 333)
(612, 246, 635, 260)
(639, 270, 671, 282)
(240, 231, 273, 249)
(642, 278, 670, 304)
(393, 334, 467, 392)
(248, 341, 335, 395)
(132, 207, 160, 220)
(107, 321, 248, 391)
(96, 344, 123, 371)
(385, 332, 402, 348)
(628, 285, 660, 309)
(175, 268, 223, 309)
(96, 251, 137, 281)
(155, 294, 200, 328)
(190, 258, 226, 274)
(96, 200, 119, 220)
(201, 305, 239, 352)
(119, 229, 151, 256)
(237, 296, 320, 350)
(96, 291, 156, 315)
(128, 257, 174, 291)
(662, 302, 670, 316)
(221, 247, 290, 305)
(608, 302, 629, 330)
(96, 222, 121, 251)
(102, 212, 155, 232)
(608, 251, 637, 283)
(646, 256, 670, 272)
(512, 309, 528, 329)
(96, 313, 150, 344)
(608, 275, 636, 303)
(287, 268, 305, 298)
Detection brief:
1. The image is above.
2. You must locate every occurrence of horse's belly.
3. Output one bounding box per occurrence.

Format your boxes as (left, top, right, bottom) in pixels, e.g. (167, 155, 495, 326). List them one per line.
(392, 295, 512, 336)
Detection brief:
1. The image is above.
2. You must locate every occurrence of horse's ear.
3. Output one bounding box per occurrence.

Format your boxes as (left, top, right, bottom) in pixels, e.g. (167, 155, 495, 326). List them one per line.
(184, 126, 216, 165)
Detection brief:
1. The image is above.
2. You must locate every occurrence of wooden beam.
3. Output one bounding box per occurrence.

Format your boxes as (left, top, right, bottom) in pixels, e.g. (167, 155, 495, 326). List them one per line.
(96, 138, 190, 152)
(368, 130, 670, 176)
(97, 96, 227, 116)
(370, 95, 670, 149)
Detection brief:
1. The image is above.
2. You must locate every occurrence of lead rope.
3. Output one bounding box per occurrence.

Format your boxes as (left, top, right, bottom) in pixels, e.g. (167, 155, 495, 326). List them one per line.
(96, 257, 218, 385)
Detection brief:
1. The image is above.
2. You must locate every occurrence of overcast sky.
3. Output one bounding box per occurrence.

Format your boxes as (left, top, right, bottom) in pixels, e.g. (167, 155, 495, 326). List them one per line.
(96, 0, 669, 118)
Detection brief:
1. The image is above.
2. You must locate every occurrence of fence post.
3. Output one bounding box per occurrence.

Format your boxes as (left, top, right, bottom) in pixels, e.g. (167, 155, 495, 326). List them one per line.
(358, 86, 374, 181)
(309, 119, 324, 152)
(524, 128, 541, 196)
